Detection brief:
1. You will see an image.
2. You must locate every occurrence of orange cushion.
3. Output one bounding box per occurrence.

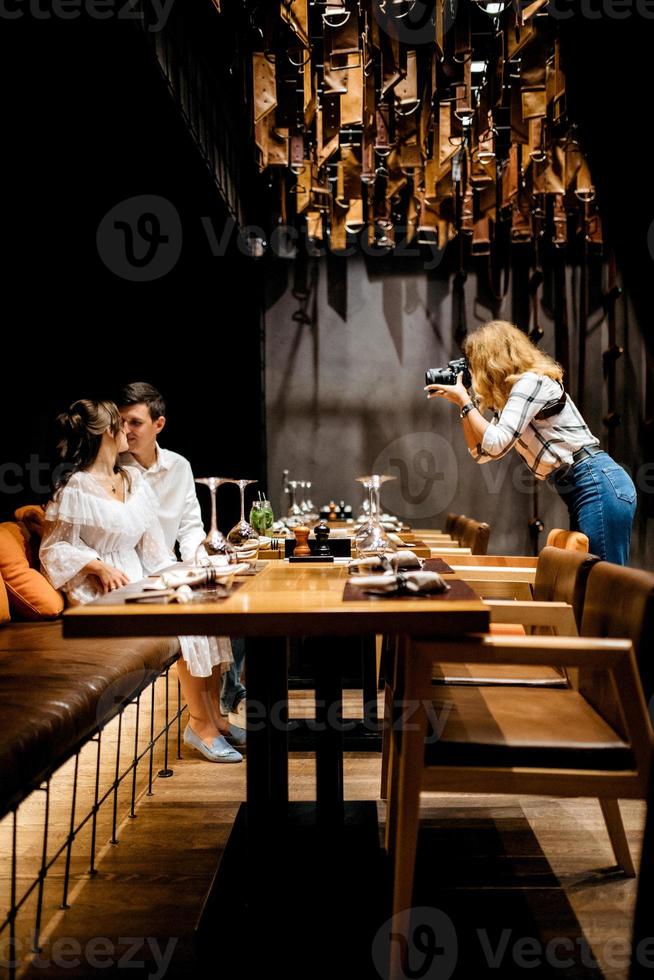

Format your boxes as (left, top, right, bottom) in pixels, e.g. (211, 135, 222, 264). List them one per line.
(0, 523, 64, 620)
(0, 573, 10, 625)
(14, 504, 46, 542)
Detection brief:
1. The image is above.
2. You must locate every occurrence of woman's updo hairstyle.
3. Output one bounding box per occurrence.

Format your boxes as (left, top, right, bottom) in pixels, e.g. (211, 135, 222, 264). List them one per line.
(53, 399, 129, 491)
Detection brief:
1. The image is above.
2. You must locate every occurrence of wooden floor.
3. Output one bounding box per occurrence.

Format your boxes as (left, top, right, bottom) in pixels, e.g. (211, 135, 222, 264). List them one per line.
(1, 683, 645, 980)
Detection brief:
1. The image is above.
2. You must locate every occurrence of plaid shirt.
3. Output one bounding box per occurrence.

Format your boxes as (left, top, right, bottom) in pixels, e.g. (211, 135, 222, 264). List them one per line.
(469, 372, 599, 479)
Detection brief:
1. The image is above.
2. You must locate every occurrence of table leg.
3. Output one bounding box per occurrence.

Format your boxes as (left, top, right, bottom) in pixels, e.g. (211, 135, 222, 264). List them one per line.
(246, 636, 288, 821)
(361, 634, 380, 728)
(313, 637, 344, 824)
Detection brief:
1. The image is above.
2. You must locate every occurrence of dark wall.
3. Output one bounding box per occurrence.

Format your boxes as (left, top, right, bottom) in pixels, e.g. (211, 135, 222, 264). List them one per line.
(560, 15, 654, 352)
(0, 14, 265, 531)
(264, 248, 651, 564)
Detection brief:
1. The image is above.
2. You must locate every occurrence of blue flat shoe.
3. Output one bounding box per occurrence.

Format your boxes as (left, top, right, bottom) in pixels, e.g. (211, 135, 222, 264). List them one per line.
(223, 723, 246, 748)
(183, 724, 243, 763)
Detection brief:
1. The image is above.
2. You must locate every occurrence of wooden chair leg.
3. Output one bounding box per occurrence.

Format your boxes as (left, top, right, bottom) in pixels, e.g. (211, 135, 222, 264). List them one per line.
(380, 682, 392, 801)
(599, 798, 636, 877)
(376, 634, 383, 688)
(384, 638, 404, 853)
(389, 640, 427, 907)
(383, 639, 401, 852)
(389, 638, 430, 980)
(381, 636, 400, 802)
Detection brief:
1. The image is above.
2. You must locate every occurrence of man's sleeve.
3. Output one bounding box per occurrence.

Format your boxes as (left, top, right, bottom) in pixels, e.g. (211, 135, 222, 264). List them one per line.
(177, 462, 207, 563)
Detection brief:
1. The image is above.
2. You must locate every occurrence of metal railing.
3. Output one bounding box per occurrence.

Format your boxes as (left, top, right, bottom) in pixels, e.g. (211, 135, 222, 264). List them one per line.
(0, 660, 185, 980)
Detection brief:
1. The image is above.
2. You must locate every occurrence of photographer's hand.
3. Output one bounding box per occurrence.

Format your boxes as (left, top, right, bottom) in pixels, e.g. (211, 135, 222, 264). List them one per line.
(424, 372, 469, 407)
(425, 373, 490, 454)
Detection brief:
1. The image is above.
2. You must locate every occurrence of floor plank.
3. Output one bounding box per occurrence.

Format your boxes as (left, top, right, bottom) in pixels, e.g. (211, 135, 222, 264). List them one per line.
(1, 685, 645, 979)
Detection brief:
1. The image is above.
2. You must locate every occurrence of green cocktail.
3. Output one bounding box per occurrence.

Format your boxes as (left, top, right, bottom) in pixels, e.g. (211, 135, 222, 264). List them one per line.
(249, 499, 274, 535)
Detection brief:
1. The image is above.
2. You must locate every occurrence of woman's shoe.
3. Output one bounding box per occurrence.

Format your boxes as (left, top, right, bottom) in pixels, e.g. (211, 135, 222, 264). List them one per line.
(183, 723, 243, 763)
(223, 723, 246, 748)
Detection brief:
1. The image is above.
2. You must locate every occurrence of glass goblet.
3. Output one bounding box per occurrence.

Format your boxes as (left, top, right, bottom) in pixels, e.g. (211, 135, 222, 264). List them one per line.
(226, 479, 260, 562)
(194, 477, 238, 566)
(354, 474, 397, 557)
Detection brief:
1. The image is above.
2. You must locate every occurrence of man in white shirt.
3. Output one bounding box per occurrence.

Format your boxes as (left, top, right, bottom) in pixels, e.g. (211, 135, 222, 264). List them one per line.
(118, 383, 246, 752)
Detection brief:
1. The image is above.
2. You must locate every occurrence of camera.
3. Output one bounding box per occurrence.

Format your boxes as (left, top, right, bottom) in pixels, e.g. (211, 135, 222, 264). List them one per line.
(425, 357, 472, 389)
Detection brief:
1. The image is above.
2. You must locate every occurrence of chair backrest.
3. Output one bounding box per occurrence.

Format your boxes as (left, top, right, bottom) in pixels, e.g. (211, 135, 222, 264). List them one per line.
(546, 528, 590, 552)
(581, 562, 654, 702)
(533, 546, 600, 630)
(459, 519, 490, 556)
(451, 514, 468, 543)
(444, 512, 459, 535)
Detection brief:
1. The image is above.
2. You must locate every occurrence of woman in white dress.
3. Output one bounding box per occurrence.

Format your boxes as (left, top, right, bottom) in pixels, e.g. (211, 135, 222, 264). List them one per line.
(40, 399, 242, 763)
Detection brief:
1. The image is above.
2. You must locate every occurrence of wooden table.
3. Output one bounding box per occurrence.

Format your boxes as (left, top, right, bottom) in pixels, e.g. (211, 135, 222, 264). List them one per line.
(64, 562, 488, 813)
(64, 562, 489, 973)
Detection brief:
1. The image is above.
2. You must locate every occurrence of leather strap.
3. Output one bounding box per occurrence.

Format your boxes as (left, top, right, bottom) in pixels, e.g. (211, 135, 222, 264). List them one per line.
(534, 387, 567, 421)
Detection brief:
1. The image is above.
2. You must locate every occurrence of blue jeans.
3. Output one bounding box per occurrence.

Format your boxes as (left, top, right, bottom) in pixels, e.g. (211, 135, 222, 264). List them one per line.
(546, 450, 637, 565)
(220, 637, 246, 715)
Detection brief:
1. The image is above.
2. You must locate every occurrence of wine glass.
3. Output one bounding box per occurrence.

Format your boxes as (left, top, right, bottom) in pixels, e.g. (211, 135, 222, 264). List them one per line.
(304, 481, 317, 519)
(226, 479, 260, 562)
(354, 474, 397, 557)
(194, 477, 237, 565)
(286, 481, 303, 523)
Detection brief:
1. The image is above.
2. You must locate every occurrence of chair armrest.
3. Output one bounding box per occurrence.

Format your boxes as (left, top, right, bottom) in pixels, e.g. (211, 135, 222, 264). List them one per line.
(486, 600, 577, 634)
(412, 634, 632, 668)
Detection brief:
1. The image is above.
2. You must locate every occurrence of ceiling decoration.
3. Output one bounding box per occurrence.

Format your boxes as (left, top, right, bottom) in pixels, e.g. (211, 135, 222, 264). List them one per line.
(237, 0, 601, 257)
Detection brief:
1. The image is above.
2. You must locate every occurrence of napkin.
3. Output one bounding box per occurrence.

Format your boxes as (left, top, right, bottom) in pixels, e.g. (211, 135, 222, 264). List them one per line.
(352, 571, 450, 596)
(348, 550, 422, 574)
(145, 566, 239, 591)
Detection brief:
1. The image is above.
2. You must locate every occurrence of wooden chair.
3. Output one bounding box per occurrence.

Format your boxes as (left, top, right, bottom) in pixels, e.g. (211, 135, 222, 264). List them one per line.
(459, 517, 491, 555)
(384, 629, 653, 980)
(580, 562, 654, 710)
(433, 548, 599, 685)
(444, 513, 459, 535)
(472, 560, 654, 876)
(384, 562, 654, 924)
(450, 514, 468, 544)
(546, 527, 590, 552)
(380, 549, 599, 797)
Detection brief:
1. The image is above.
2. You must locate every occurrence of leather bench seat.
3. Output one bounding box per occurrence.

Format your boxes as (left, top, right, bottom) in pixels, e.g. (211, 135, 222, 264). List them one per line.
(0, 621, 180, 817)
(421, 685, 634, 771)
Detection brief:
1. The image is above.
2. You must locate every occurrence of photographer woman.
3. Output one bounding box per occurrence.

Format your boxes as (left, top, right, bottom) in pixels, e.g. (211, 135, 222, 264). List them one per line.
(425, 320, 636, 565)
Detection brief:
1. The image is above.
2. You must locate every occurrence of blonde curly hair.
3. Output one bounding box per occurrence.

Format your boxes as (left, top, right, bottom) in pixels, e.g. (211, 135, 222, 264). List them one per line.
(463, 320, 563, 412)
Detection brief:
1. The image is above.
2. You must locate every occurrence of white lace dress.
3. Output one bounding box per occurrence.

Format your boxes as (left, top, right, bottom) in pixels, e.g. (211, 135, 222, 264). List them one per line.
(39, 468, 232, 678)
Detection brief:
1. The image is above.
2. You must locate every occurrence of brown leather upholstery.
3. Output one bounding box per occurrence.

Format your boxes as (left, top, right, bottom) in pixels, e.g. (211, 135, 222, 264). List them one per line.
(451, 514, 468, 543)
(422, 685, 633, 770)
(533, 546, 600, 629)
(0, 621, 180, 817)
(459, 518, 491, 555)
(546, 528, 590, 552)
(444, 512, 459, 535)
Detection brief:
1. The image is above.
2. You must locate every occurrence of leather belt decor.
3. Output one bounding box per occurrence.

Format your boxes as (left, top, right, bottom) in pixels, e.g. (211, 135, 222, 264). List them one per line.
(234, 1, 603, 267)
